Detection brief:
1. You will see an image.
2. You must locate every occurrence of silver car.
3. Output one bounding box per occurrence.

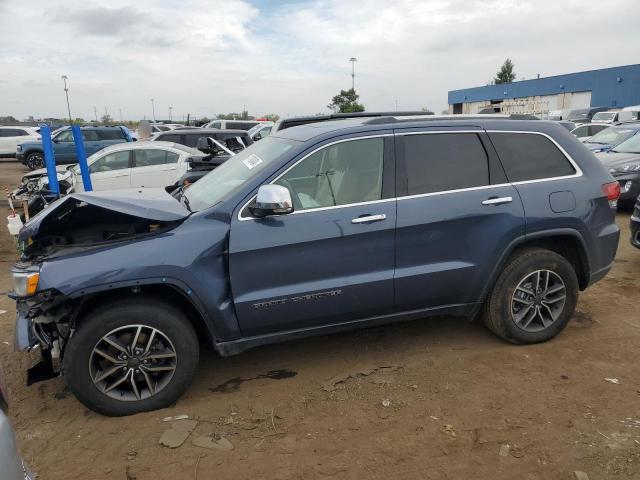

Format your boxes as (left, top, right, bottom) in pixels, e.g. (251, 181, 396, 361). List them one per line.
(0, 368, 32, 480)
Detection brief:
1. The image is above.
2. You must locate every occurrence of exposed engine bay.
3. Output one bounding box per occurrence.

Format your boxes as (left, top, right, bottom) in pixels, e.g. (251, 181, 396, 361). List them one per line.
(19, 188, 190, 260)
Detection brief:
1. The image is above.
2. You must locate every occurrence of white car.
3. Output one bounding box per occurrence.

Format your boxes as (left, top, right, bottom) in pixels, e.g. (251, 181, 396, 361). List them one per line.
(14, 142, 205, 198)
(570, 123, 611, 142)
(248, 122, 274, 141)
(0, 126, 40, 157)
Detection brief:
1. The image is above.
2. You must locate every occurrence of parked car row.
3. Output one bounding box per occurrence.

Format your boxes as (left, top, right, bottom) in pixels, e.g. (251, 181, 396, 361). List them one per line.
(9, 113, 621, 417)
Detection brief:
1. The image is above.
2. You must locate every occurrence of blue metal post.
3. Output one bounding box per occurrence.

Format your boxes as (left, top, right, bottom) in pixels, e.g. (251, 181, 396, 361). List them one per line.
(40, 125, 60, 195)
(71, 125, 92, 192)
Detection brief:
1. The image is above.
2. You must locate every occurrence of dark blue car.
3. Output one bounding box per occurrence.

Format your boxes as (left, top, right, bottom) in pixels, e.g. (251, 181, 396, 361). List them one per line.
(11, 115, 620, 416)
(16, 125, 132, 170)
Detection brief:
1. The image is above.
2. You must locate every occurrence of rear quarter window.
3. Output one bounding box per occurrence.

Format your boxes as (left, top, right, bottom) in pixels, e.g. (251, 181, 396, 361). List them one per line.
(489, 132, 576, 182)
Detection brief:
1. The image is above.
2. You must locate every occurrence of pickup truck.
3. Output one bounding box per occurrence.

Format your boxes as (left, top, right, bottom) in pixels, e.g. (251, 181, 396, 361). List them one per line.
(10, 114, 620, 416)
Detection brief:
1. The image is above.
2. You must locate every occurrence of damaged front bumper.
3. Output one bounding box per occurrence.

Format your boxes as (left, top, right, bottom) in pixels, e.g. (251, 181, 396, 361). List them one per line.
(13, 291, 71, 386)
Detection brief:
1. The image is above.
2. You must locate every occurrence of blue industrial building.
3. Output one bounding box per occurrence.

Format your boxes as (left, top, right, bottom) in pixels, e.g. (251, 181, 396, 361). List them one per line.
(448, 64, 640, 115)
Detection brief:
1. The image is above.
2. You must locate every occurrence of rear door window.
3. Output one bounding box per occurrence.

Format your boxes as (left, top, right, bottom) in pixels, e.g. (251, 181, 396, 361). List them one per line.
(158, 134, 182, 144)
(97, 129, 126, 140)
(400, 133, 489, 195)
(134, 149, 179, 167)
(489, 132, 576, 182)
(184, 134, 204, 147)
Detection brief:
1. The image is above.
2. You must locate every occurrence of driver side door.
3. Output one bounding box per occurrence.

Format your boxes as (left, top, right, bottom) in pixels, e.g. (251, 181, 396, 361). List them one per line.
(229, 134, 397, 336)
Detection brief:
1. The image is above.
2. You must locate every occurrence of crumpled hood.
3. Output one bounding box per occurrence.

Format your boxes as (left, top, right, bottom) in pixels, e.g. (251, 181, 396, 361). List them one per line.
(24, 165, 71, 179)
(19, 188, 190, 242)
(596, 151, 640, 169)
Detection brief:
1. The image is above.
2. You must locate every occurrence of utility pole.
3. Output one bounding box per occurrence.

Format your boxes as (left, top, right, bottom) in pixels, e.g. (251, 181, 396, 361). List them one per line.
(395, 99, 398, 111)
(349, 57, 357, 91)
(150, 98, 156, 122)
(93, 106, 98, 123)
(119, 108, 123, 123)
(61, 75, 73, 124)
(169, 106, 172, 122)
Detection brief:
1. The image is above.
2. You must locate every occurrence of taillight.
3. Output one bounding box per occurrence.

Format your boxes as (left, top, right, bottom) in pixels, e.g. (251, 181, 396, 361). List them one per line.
(602, 181, 620, 208)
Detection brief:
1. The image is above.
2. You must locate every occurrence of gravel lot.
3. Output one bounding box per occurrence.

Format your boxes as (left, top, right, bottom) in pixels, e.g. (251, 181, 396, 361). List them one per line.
(1, 159, 639, 479)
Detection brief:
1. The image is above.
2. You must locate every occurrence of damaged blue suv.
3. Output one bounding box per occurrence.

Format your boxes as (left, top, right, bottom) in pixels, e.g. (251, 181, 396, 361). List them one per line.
(11, 115, 620, 416)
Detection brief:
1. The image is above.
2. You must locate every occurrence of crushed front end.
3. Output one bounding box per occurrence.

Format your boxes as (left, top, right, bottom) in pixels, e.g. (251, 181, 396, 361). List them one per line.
(11, 263, 74, 385)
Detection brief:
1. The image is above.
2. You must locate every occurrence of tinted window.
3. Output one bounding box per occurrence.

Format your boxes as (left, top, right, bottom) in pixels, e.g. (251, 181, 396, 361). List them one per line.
(97, 129, 126, 140)
(210, 121, 222, 129)
(402, 133, 489, 195)
(82, 130, 100, 141)
(135, 149, 179, 167)
(158, 134, 181, 144)
(1, 128, 28, 136)
(185, 134, 204, 147)
(490, 133, 575, 182)
(90, 151, 130, 173)
(275, 137, 384, 210)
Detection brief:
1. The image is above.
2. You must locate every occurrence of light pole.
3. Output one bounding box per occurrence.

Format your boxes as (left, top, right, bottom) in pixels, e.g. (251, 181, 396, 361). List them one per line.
(150, 98, 156, 122)
(395, 99, 398, 111)
(61, 75, 73, 124)
(349, 57, 357, 91)
(169, 106, 172, 122)
(119, 108, 123, 123)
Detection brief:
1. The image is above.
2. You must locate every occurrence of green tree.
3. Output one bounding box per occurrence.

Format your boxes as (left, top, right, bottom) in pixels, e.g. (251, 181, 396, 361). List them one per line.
(264, 113, 280, 122)
(327, 88, 365, 113)
(494, 58, 516, 84)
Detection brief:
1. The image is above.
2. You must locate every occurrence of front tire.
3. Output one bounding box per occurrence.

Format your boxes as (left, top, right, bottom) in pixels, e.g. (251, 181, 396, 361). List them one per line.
(482, 248, 578, 344)
(63, 298, 199, 416)
(25, 152, 45, 170)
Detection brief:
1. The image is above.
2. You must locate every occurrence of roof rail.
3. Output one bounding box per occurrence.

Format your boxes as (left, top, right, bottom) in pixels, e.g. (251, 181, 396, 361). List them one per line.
(274, 111, 434, 131)
(363, 113, 540, 125)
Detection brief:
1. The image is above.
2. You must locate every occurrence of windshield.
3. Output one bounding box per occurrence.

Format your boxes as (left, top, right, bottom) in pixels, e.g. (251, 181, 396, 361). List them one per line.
(592, 112, 616, 122)
(183, 136, 297, 211)
(586, 127, 635, 145)
(611, 134, 640, 154)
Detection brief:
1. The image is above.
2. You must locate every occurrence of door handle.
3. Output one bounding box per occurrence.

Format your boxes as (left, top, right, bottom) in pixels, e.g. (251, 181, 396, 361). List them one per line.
(482, 196, 513, 206)
(351, 214, 387, 224)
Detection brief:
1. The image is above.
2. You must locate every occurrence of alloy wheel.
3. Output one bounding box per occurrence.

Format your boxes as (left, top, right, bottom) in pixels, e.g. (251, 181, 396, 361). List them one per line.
(89, 325, 177, 401)
(511, 269, 566, 332)
(27, 153, 44, 170)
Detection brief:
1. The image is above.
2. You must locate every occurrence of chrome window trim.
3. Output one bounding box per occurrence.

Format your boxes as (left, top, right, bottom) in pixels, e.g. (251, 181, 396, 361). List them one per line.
(237, 134, 392, 221)
(236, 129, 583, 221)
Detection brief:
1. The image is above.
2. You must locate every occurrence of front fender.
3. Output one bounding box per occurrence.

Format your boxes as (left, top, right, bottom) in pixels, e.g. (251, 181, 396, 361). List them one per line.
(36, 217, 241, 340)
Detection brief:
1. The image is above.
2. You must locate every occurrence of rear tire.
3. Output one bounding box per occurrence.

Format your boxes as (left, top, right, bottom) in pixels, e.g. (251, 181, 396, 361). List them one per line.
(482, 248, 578, 344)
(63, 298, 199, 416)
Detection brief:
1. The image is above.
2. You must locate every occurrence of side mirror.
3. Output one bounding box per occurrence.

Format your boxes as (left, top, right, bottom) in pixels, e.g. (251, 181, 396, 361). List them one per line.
(249, 184, 293, 218)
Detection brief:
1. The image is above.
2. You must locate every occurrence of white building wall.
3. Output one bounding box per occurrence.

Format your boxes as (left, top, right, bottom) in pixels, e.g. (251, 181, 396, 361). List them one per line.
(452, 90, 592, 116)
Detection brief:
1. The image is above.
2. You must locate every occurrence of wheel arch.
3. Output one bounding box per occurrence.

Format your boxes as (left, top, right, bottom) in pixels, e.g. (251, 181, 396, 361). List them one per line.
(480, 229, 591, 304)
(69, 280, 219, 347)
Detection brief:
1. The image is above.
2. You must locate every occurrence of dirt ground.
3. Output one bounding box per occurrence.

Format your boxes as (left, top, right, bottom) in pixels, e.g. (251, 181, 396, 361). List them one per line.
(1, 158, 640, 479)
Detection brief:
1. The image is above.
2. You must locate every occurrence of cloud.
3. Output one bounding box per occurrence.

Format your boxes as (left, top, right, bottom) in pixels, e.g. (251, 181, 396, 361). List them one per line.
(55, 5, 145, 36)
(0, 0, 638, 120)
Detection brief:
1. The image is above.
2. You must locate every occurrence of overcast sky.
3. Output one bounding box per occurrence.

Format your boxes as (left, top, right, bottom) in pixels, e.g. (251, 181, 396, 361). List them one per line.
(0, 0, 639, 121)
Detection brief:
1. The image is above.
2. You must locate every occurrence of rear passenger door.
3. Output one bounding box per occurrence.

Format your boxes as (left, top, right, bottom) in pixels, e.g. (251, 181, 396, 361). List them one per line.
(393, 128, 525, 312)
(130, 148, 181, 187)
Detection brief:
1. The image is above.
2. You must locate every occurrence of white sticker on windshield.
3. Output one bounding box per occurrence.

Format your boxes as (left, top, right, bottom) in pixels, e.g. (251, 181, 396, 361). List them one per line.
(243, 154, 263, 170)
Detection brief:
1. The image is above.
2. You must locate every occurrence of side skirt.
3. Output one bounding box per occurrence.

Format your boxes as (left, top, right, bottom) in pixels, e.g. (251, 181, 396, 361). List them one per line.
(213, 302, 478, 356)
